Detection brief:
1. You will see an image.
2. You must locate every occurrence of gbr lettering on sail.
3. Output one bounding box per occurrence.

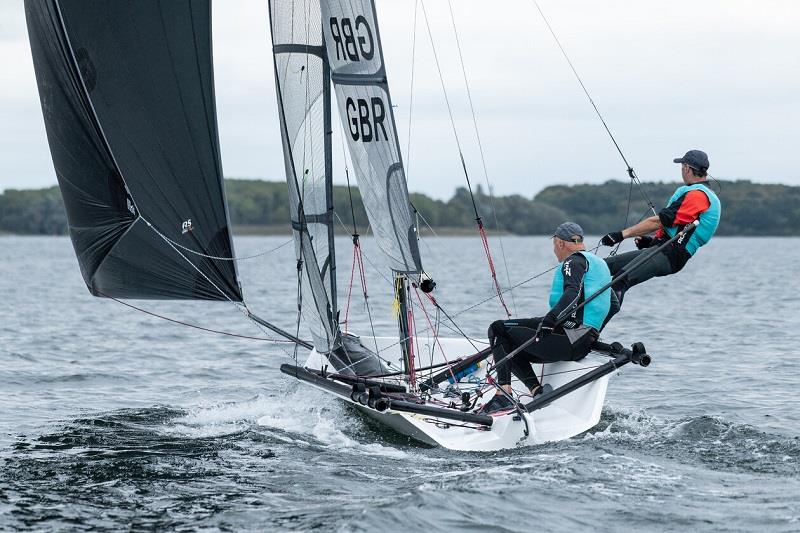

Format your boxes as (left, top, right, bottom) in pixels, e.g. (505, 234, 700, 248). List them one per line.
(327, 12, 388, 144)
(323, 2, 422, 275)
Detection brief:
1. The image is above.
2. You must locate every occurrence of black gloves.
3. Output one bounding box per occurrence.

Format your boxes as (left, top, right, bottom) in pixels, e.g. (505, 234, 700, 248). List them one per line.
(600, 231, 624, 246)
(635, 236, 654, 249)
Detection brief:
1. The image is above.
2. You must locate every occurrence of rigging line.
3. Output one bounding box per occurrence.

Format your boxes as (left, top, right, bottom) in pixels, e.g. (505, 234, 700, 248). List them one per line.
(344, 167, 359, 236)
(405, 0, 420, 178)
(418, 0, 478, 220)
(143, 216, 242, 305)
(413, 286, 460, 388)
(332, 194, 382, 355)
(420, 1, 464, 166)
(333, 212, 393, 287)
(334, 136, 382, 355)
(348, 233, 481, 345)
(339, 228, 479, 348)
(132, 231, 293, 262)
(358, 242, 382, 355)
(142, 217, 297, 357)
(409, 202, 441, 240)
(343, 246, 357, 328)
(99, 292, 295, 343)
(425, 303, 442, 383)
(405, 280, 418, 389)
(424, 292, 479, 351)
(445, 0, 516, 316)
(451, 262, 560, 319)
(334, 109, 382, 352)
(333, 211, 479, 347)
(420, 1, 511, 317)
(530, 0, 657, 217)
(339, 207, 484, 347)
(623, 176, 635, 229)
(608, 178, 638, 257)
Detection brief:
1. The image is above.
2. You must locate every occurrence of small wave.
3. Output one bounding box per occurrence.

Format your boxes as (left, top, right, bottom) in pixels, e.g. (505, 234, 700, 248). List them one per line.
(584, 407, 800, 476)
(32, 372, 130, 384)
(165, 396, 275, 438)
(6, 350, 38, 362)
(255, 385, 414, 460)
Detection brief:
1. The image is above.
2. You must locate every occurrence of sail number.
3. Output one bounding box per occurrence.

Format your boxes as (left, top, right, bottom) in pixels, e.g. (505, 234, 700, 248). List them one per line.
(329, 16, 374, 62)
(346, 97, 388, 142)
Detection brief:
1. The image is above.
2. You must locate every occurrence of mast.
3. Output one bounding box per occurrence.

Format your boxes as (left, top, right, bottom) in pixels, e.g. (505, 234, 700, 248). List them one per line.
(394, 274, 414, 386)
(323, 41, 337, 321)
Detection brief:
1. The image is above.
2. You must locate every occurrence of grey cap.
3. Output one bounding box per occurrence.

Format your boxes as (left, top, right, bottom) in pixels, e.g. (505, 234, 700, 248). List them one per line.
(673, 149, 709, 171)
(553, 221, 584, 242)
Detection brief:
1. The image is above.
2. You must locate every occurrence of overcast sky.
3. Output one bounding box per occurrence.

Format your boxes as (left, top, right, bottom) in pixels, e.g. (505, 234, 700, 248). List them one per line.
(1, 0, 798, 199)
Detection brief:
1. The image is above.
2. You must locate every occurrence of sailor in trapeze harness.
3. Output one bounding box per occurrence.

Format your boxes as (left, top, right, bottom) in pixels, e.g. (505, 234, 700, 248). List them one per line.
(600, 150, 722, 307)
(481, 222, 614, 414)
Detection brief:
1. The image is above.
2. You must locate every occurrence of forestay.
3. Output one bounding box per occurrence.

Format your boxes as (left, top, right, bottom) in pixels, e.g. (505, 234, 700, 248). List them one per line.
(321, 0, 423, 275)
(269, 0, 339, 353)
(25, 0, 241, 301)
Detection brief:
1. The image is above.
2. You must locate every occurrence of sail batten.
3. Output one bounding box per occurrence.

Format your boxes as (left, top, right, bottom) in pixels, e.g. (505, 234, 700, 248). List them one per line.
(26, 0, 241, 302)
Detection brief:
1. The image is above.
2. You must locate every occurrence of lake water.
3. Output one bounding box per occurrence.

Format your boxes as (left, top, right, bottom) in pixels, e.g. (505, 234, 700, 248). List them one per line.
(1, 235, 799, 531)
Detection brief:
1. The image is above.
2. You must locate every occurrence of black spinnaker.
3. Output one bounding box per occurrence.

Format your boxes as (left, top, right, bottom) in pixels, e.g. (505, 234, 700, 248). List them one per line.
(25, 0, 241, 301)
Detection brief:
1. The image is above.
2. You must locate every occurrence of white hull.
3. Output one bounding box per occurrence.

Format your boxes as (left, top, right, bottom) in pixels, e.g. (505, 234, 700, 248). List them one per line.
(300, 336, 612, 452)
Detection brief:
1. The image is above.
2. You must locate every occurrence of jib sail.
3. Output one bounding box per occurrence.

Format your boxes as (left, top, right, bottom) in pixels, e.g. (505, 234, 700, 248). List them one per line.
(25, 0, 242, 301)
(269, 0, 339, 353)
(321, 0, 423, 275)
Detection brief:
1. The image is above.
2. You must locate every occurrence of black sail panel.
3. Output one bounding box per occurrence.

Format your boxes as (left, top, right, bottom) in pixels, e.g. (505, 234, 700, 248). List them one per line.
(25, 0, 242, 301)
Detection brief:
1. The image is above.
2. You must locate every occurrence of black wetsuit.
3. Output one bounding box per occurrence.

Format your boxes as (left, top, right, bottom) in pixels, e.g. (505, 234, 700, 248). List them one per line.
(488, 254, 605, 391)
(606, 184, 719, 305)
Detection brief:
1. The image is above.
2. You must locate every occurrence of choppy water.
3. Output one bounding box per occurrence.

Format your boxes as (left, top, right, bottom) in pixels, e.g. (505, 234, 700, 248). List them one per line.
(1, 235, 799, 531)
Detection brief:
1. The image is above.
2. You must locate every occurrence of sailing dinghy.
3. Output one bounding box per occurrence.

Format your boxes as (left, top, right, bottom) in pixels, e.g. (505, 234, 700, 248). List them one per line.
(267, 0, 655, 450)
(26, 0, 654, 451)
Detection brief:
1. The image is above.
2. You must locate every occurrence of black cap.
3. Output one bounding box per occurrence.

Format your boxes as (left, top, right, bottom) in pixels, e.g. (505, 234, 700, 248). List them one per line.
(673, 150, 709, 171)
(553, 221, 584, 243)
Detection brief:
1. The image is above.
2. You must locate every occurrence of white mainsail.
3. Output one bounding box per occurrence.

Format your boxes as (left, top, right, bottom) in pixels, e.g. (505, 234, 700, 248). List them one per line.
(269, 0, 338, 353)
(321, 0, 423, 275)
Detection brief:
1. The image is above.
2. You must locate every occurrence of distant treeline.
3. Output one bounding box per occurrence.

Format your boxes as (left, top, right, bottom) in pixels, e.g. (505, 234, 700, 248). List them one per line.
(2, 178, 799, 236)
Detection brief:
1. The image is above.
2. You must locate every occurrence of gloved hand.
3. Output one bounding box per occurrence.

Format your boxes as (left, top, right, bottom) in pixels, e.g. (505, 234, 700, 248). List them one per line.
(635, 235, 654, 249)
(600, 231, 624, 246)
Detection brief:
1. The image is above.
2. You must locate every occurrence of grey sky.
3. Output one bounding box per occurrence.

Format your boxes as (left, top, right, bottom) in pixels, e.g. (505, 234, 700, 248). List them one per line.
(1, 0, 798, 199)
